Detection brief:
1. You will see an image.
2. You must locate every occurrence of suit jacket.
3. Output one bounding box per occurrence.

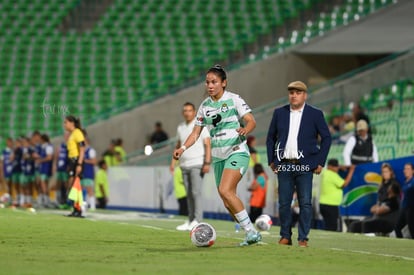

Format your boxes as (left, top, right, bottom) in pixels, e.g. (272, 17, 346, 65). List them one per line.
(266, 104, 332, 171)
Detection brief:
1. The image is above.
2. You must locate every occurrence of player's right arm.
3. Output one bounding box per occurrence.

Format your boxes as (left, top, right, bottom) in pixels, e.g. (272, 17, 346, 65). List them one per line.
(170, 139, 181, 173)
(173, 125, 203, 160)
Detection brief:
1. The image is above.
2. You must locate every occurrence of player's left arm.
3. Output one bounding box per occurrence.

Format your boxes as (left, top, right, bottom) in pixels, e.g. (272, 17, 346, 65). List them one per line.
(235, 95, 255, 136)
(238, 112, 256, 136)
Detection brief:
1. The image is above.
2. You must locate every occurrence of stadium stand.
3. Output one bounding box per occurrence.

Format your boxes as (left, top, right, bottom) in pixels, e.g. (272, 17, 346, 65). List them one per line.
(129, 77, 414, 166)
(0, 0, 396, 140)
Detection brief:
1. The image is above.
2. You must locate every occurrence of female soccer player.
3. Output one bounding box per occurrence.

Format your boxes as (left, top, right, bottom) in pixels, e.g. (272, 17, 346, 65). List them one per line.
(173, 65, 261, 246)
(64, 115, 86, 217)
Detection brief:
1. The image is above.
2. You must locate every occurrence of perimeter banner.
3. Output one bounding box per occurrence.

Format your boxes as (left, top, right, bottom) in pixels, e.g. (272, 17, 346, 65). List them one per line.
(340, 156, 414, 217)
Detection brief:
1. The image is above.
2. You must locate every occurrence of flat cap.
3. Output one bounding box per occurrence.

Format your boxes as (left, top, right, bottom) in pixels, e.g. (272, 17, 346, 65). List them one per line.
(287, 81, 307, 92)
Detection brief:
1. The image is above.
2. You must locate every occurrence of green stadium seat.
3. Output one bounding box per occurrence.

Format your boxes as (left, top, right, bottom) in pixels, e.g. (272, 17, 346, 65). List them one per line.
(0, 0, 398, 138)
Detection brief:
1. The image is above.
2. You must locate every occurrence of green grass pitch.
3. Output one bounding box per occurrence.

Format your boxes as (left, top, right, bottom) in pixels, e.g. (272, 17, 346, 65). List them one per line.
(1, 208, 413, 274)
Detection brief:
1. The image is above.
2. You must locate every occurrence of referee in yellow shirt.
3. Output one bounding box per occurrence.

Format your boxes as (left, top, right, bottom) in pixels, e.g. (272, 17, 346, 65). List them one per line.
(64, 115, 86, 217)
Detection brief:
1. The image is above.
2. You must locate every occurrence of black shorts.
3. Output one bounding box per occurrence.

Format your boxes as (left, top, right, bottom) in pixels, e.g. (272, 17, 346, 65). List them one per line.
(67, 158, 83, 178)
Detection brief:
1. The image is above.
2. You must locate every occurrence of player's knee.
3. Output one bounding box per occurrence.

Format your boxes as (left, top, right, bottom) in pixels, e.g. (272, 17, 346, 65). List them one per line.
(217, 185, 225, 196)
(218, 186, 232, 202)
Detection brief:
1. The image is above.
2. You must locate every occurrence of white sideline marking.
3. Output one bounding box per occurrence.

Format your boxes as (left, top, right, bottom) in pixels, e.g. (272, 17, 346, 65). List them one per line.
(140, 225, 164, 230)
(122, 222, 177, 233)
(331, 248, 414, 261)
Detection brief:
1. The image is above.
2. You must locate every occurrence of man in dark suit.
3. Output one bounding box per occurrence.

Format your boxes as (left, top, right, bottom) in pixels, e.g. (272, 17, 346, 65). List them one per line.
(266, 81, 331, 247)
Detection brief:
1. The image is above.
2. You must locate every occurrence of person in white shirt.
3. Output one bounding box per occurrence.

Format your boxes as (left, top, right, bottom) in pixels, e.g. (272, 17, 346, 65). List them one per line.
(343, 119, 378, 165)
(170, 102, 211, 231)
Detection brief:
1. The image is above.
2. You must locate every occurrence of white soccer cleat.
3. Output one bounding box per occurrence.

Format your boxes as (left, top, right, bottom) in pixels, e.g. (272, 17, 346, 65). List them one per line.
(176, 221, 190, 231)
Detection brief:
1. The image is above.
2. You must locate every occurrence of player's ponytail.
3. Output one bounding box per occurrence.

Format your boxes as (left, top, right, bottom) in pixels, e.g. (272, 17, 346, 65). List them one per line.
(66, 115, 83, 130)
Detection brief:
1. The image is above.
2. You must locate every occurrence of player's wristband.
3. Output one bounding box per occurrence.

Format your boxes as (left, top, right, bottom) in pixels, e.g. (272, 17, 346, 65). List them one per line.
(180, 145, 187, 151)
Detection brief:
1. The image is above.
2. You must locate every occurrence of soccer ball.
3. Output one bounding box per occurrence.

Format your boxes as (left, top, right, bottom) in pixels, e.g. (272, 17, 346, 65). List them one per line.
(255, 214, 273, 231)
(190, 222, 216, 247)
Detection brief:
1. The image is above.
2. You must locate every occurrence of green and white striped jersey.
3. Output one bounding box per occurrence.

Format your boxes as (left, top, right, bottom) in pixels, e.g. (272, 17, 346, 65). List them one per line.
(195, 91, 252, 162)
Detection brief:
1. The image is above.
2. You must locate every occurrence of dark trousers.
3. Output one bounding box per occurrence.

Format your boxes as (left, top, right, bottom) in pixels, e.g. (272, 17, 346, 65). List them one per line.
(395, 207, 414, 239)
(249, 206, 263, 223)
(363, 218, 394, 233)
(320, 204, 340, 231)
(278, 170, 313, 241)
(177, 197, 188, 216)
(348, 217, 395, 234)
(97, 197, 107, 209)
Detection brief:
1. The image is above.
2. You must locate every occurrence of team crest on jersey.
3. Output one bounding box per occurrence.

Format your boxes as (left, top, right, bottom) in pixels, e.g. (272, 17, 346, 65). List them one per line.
(197, 117, 204, 122)
(221, 103, 229, 113)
